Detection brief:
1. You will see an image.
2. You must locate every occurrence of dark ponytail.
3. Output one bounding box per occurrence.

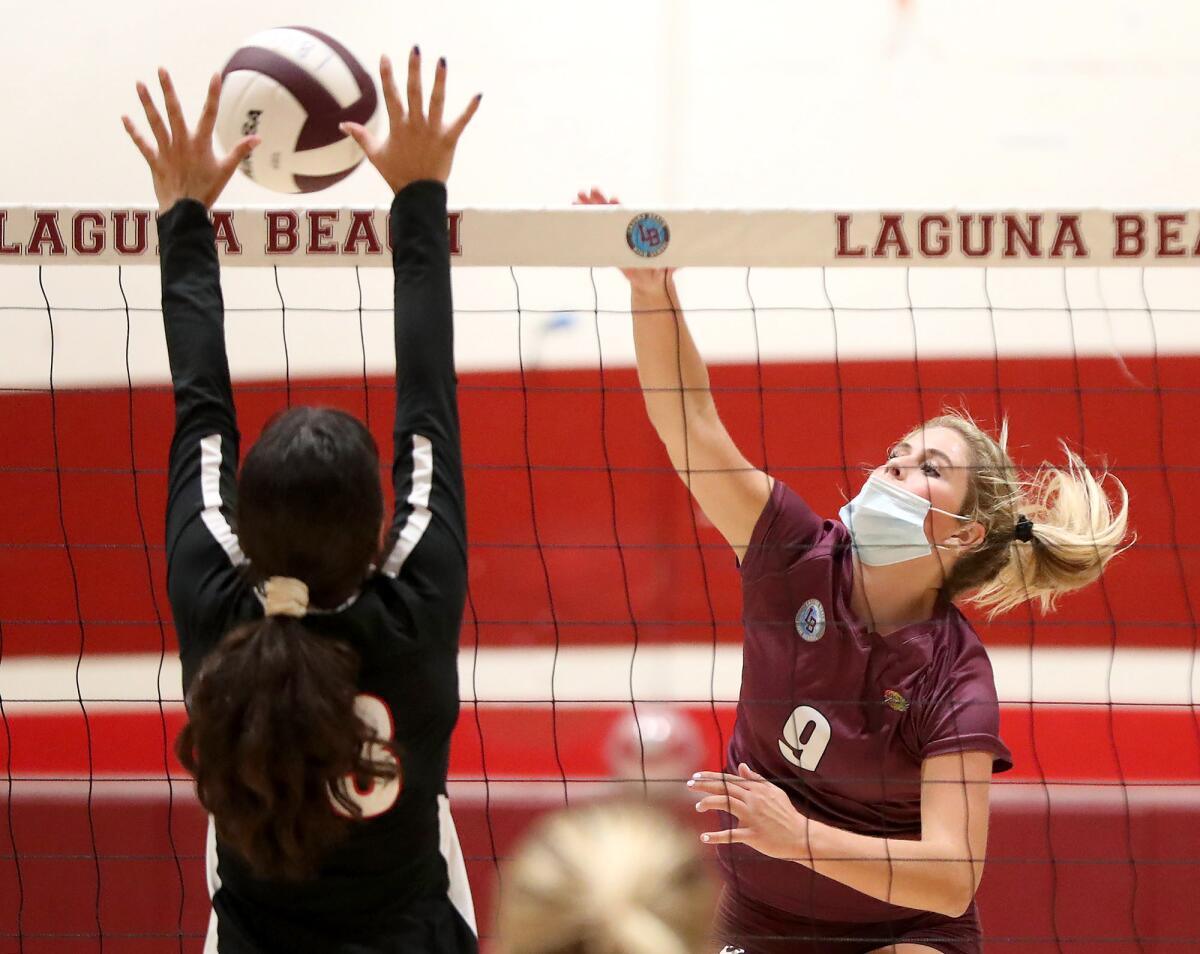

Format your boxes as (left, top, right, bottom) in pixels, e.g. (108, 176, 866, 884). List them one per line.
(176, 616, 397, 879)
(175, 407, 394, 880)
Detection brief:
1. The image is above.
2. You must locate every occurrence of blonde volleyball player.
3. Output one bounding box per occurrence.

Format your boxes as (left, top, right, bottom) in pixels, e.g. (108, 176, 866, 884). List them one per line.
(123, 50, 480, 954)
(577, 189, 1129, 954)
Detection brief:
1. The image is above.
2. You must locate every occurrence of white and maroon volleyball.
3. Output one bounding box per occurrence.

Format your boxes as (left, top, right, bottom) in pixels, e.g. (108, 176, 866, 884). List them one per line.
(216, 27, 378, 194)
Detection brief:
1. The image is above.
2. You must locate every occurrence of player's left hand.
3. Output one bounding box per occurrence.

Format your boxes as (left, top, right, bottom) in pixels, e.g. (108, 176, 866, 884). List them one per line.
(122, 68, 259, 214)
(341, 49, 481, 194)
(689, 762, 812, 863)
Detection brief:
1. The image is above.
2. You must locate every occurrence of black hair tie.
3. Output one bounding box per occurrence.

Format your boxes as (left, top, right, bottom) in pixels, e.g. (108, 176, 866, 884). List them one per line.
(1014, 514, 1034, 543)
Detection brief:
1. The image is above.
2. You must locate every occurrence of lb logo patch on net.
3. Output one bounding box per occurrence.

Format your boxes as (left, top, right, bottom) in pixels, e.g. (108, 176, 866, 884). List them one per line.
(627, 212, 671, 257)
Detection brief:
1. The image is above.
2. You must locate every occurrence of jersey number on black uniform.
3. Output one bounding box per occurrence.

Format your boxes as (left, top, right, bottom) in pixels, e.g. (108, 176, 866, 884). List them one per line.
(330, 694, 402, 817)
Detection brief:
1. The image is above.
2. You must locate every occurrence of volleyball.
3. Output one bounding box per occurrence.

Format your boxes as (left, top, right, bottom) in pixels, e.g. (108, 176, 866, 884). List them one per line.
(216, 27, 378, 194)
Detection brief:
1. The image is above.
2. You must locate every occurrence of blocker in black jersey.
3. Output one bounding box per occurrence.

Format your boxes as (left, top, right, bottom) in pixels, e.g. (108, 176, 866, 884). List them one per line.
(160, 181, 476, 953)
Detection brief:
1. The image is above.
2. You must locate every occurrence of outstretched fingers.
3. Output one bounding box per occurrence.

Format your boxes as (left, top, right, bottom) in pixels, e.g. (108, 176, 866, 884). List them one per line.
(195, 73, 222, 144)
(379, 54, 405, 129)
(208, 134, 258, 204)
(690, 771, 752, 788)
(574, 188, 619, 206)
(122, 115, 158, 168)
(137, 82, 170, 153)
(694, 793, 749, 817)
(157, 68, 188, 144)
(217, 134, 259, 180)
(340, 121, 379, 157)
(446, 93, 481, 145)
(406, 46, 425, 123)
(700, 827, 751, 846)
(689, 778, 752, 800)
(428, 57, 446, 129)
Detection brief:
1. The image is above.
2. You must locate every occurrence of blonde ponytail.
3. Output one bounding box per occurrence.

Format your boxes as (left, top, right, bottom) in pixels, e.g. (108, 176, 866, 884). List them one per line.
(496, 801, 716, 954)
(911, 412, 1132, 618)
(969, 444, 1130, 617)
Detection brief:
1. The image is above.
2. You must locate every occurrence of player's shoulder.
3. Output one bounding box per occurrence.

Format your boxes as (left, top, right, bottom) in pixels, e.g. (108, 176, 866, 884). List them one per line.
(921, 604, 999, 692)
(331, 573, 461, 655)
(942, 603, 990, 659)
(742, 479, 842, 577)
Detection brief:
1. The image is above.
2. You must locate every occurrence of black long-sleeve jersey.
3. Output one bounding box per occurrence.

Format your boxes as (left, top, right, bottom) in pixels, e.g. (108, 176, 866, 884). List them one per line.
(160, 182, 476, 954)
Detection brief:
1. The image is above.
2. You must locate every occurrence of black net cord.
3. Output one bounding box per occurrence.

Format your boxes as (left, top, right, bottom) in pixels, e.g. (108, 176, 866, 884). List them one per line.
(817, 266, 852, 918)
(274, 266, 292, 408)
(659, 269, 732, 894)
(982, 267, 1063, 953)
(1135, 269, 1200, 779)
(464, 585, 501, 896)
(588, 268, 648, 794)
(510, 267, 570, 807)
(1060, 269, 1144, 952)
(39, 266, 105, 950)
(119, 266, 186, 951)
(0, 616, 23, 947)
(355, 266, 370, 428)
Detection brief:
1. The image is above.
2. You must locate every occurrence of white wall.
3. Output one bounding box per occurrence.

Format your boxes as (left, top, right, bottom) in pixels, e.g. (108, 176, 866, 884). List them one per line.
(3, 0, 1200, 209)
(4, 0, 1200, 390)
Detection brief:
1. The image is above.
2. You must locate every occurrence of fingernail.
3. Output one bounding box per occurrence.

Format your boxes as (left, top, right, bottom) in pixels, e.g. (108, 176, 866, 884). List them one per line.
(475, 93, 483, 103)
(686, 779, 695, 788)
(438, 56, 446, 68)
(701, 834, 711, 843)
(695, 802, 704, 812)
(412, 45, 420, 56)
(692, 772, 702, 778)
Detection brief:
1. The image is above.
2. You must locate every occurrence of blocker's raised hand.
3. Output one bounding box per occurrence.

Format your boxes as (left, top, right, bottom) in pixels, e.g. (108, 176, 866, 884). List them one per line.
(123, 69, 259, 214)
(342, 48, 481, 194)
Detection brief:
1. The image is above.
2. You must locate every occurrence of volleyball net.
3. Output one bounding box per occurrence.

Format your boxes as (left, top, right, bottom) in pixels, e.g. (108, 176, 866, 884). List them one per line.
(0, 204, 1197, 950)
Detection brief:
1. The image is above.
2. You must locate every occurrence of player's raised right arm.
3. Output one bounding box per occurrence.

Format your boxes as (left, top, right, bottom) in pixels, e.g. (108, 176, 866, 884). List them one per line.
(577, 190, 772, 561)
(342, 49, 480, 625)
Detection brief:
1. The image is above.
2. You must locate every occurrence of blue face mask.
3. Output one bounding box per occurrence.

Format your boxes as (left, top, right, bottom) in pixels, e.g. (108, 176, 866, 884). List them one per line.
(838, 474, 970, 566)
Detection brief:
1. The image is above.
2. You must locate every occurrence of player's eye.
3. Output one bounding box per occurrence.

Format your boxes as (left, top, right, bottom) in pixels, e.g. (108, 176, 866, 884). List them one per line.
(921, 460, 941, 478)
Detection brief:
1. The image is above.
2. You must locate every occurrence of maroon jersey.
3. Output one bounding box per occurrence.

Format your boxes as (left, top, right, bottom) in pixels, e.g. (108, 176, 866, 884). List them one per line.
(719, 480, 1012, 923)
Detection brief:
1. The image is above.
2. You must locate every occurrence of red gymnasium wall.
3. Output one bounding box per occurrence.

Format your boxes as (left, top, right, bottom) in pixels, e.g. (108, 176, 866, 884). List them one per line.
(1, 353, 1198, 951)
(2, 353, 1198, 657)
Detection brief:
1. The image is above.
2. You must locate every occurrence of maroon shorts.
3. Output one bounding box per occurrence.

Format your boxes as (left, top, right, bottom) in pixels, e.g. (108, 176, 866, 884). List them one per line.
(716, 887, 982, 954)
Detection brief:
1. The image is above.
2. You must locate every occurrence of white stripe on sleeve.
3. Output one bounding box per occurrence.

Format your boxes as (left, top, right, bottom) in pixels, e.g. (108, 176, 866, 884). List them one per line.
(381, 434, 434, 578)
(199, 433, 246, 567)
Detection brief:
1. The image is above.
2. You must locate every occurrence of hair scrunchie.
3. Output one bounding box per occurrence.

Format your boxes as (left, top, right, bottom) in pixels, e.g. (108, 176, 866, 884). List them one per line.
(1014, 514, 1035, 543)
(263, 576, 310, 618)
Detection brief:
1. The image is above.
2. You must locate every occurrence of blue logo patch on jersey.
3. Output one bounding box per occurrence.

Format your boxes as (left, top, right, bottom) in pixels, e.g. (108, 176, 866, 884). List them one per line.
(795, 598, 826, 642)
(626, 213, 671, 257)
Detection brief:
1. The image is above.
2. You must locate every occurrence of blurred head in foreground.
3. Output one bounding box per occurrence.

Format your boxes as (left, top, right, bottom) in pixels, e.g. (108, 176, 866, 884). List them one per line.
(497, 801, 718, 954)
